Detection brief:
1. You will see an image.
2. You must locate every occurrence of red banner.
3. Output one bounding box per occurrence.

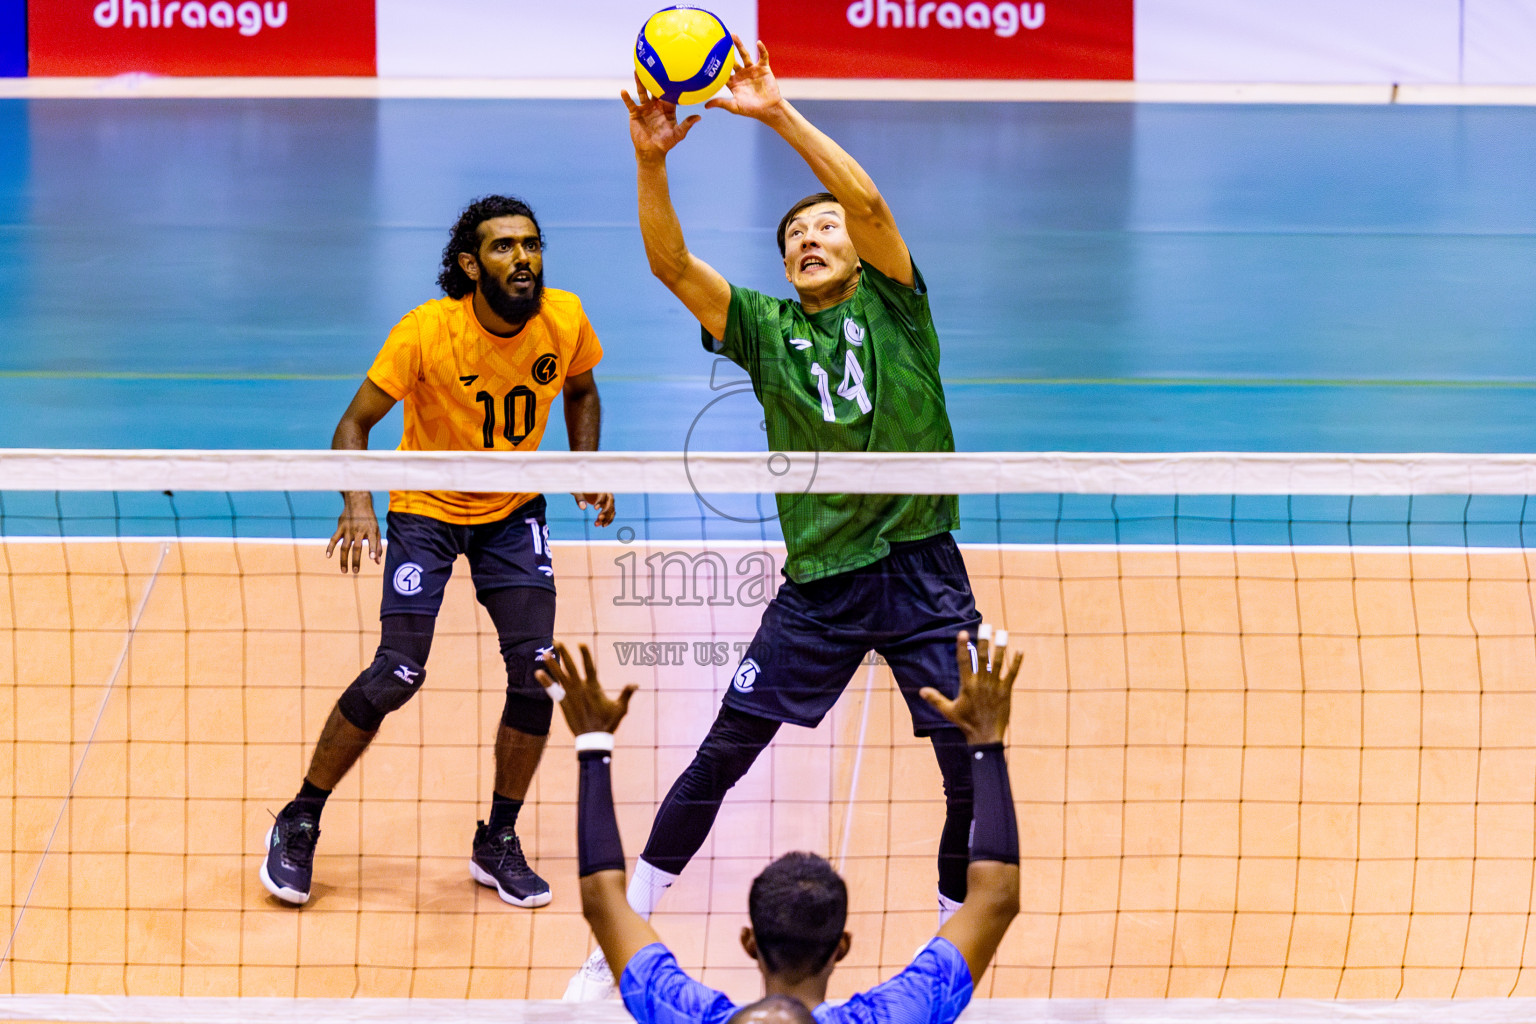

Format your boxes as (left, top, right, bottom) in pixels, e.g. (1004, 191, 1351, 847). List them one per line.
(759, 0, 1132, 80)
(29, 0, 376, 76)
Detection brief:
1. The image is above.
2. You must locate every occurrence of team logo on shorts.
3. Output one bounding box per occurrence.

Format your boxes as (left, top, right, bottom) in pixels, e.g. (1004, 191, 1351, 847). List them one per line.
(732, 658, 761, 693)
(393, 562, 425, 596)
(532, 353, 559, 385)
(843, 318, 865, 346)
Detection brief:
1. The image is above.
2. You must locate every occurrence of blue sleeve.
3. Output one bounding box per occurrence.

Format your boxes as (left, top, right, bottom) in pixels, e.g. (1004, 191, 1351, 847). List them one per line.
(823, 937, 973, 1024)
(620, 943, 739, 1024)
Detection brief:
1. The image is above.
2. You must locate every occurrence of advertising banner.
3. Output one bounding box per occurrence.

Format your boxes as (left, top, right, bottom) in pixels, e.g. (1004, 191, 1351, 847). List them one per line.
(29, 0, 376, 76)
(757, 0, 1132, 79)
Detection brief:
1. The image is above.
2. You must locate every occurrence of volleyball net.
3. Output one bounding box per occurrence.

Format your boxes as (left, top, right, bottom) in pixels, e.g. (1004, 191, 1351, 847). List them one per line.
(8, 449, 1536, 1012)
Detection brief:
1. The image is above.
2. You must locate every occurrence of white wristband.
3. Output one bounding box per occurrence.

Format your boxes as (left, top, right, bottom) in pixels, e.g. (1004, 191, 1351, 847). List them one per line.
(575, 732, 615, 753)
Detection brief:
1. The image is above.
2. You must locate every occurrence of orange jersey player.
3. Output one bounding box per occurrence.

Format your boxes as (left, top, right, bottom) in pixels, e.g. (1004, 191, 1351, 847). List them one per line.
(259, 195, 615, 910)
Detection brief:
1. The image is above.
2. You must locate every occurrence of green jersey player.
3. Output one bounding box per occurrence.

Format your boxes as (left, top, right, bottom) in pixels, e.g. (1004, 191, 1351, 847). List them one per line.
(566, 36, 986, 1000)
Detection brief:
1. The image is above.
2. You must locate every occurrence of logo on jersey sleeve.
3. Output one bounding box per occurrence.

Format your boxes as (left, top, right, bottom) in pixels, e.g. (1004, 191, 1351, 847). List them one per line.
(732, 658, 761, 693)
(788, 338, 813, 351)
(532, 353, 559, 385)
(843, 318, 865, 346)
(393, 562, 425, 596)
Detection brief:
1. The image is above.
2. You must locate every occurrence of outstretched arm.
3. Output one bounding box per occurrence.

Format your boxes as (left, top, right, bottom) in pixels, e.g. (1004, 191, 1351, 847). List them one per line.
(708, 38, 913, 286)
(535, 644, 656, 976)
(327, 378, 397, 574)
(562, 370, 615, 527)
(623, 80, 732, 340)
(922, 629, 1023, 985)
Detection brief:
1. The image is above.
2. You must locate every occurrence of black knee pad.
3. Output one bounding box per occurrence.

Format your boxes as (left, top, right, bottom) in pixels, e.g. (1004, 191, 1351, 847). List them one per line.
(337, 648, 428, 732)
(497, 634, 555, 736)
(501, 690, 554, 736)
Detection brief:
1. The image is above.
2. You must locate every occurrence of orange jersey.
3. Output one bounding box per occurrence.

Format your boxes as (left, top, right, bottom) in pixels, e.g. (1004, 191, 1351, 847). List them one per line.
(366, 290, 603, 524)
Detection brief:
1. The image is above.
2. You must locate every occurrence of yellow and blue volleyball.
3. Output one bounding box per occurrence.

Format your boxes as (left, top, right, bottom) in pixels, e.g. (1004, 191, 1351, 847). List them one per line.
(634, 6, 734, 105)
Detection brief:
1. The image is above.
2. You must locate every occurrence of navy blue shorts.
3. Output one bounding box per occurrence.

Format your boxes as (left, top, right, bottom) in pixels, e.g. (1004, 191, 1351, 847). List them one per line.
(722, 532, 981, 736)
(380, 496, 554, 618)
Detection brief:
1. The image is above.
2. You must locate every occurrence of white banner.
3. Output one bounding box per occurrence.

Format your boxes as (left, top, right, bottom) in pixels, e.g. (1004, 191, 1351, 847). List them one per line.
(1135, 0, 1462, 83)
(376, 0, 757, 78)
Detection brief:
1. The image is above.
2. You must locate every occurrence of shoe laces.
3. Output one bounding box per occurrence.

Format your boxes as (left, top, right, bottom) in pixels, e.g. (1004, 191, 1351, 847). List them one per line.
(484, 826, 532, 874)
(274, 808, 319, 869)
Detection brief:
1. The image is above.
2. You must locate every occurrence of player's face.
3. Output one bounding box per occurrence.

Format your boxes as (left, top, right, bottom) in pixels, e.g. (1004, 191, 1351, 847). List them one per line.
(471, 215, 545, 325)
(782, 202, 859, 299)
(476, 215, 544, 297)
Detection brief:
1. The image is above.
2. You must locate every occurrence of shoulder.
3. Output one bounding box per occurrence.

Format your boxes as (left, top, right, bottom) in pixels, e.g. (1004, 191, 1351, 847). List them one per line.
(540, 287, 587, 322)
(620, 943, 738, 1024)
(397, 295, 466, 337)
(857, 259, 928, 304)
(536, 288, 595, 337)
(826, 938, 972, 1024)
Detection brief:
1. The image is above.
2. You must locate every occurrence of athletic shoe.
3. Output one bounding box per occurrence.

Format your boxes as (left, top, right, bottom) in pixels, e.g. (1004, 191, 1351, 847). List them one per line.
(563, 948, 617, 1001)
(470, 821, 552, 908)
(260, 802, 320, 905)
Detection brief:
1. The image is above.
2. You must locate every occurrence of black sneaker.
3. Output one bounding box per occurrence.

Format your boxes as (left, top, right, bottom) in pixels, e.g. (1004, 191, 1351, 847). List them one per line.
(470, 821, 551, 908)
(260, 802, 320, 905)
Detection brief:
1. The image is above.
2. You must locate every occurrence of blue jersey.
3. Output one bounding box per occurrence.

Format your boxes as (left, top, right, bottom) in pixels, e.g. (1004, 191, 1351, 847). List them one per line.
(619, 937, 973, 1024)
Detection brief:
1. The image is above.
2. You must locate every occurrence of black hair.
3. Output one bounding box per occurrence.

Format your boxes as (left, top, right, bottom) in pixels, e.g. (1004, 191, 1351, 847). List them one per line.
(775, 192, 838, 257)
(726, 995, 817, 1024)
(437, 194, 544, 298)
(747, 852, 848, 977)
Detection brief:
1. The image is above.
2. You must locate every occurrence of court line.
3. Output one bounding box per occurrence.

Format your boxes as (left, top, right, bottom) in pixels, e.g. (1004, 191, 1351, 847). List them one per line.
(6, 995, 1536, 1023)
(0, 543, 169, 973)
(833, 661, 879, 873)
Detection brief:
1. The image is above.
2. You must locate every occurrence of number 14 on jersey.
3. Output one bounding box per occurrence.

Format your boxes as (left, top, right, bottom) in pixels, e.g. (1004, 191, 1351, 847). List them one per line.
(810, 350, 872, 423)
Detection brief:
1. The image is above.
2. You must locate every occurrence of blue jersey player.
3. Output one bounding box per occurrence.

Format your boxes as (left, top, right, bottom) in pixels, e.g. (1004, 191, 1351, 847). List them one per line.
(571, 34, 985, 999)
(535, 630, 1021, 1024)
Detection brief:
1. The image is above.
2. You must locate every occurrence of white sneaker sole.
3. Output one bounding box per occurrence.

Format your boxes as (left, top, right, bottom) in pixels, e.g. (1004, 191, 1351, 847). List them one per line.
(469, 860, 552, 908)
(259, 825, 310, 905)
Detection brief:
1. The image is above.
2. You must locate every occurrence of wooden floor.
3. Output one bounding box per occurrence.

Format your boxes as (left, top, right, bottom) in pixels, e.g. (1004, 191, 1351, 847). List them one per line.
(7, 540, 1536, 1003)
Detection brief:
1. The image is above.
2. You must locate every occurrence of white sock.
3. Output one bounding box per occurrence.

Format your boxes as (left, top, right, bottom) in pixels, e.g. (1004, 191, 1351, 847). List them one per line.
(627, 859, 679, 920)
(937, 892, 963, 927)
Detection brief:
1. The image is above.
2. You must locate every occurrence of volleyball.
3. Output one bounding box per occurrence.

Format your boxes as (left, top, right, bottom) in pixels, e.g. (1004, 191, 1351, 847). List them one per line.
(634, 5, 735, 105)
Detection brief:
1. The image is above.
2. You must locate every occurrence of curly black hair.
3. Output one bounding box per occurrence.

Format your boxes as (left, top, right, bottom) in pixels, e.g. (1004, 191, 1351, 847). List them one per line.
(748, 851, 848, 977)
(437, 195, 544, 298)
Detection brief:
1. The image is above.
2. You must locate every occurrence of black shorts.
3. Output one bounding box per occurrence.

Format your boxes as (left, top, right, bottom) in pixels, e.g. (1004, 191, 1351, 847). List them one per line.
(379, 496, 554, 618)
(722, 532, 981, 736)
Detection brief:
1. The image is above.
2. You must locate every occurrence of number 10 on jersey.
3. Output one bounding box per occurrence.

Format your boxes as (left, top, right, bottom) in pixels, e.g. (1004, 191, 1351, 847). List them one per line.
(810, 350, 872, 423)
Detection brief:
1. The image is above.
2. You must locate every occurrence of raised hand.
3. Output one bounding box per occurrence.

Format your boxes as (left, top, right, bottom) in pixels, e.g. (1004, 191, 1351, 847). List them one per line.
(622, 75, 701, 159)
(705, 37, 783, 120)
(536, 642, 638, 737)
(920, 628, 1021, 746)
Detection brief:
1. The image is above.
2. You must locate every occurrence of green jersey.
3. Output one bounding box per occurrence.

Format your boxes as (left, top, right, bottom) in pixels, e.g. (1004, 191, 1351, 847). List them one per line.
(703, 260, 959, 582)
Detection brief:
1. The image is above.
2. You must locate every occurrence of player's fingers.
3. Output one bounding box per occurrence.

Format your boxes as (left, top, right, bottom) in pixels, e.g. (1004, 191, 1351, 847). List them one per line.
(680, 114, 702, 133)
(350, 535, 363, 574)
(1002, 650, 1024, 689)
(756, 40, 770, 66)
(326, 530, 342, 559)
(919, 686, 957, 720)
(954, 631, 972, 681)
(621, 89, 639, 113)
(614, 683, 638, 722)
(731, 33, 752, 66)
(579, 644, 599, 687)
(633, 73, 651, 103)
